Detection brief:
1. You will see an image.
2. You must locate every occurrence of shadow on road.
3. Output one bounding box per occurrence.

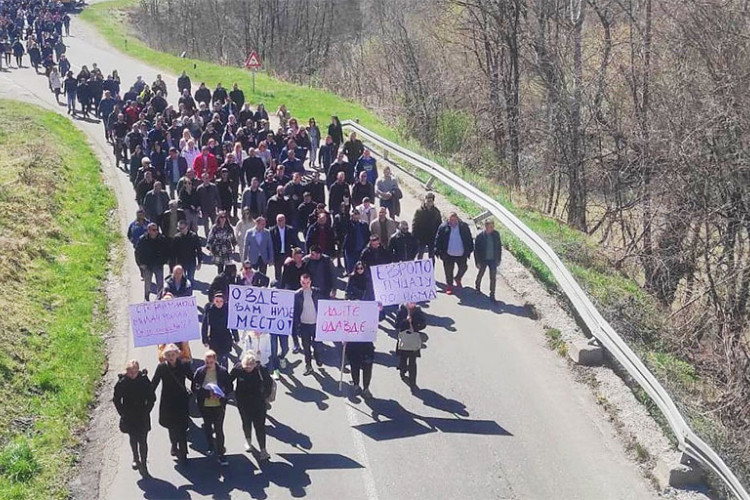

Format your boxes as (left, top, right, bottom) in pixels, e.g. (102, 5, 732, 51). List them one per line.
(278, 373, 330, 411)
(353, 397, 511, 441)
(456, 290, 536, 319)
(142, 451, 363, 498)
(266, 415, 313, 450)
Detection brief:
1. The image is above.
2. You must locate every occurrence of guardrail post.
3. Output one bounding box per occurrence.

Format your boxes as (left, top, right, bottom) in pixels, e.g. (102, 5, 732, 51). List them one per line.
(425, 175, 437, 191)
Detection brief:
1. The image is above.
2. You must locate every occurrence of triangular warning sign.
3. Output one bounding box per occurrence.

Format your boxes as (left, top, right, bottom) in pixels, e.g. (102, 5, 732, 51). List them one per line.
(245, 51, 262, 69)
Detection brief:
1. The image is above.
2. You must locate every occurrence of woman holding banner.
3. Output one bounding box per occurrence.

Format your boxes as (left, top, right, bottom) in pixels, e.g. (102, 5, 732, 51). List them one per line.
(151, 344, 194, 464)
(395, 302, 427, 390)
(231, 352, 273, 460)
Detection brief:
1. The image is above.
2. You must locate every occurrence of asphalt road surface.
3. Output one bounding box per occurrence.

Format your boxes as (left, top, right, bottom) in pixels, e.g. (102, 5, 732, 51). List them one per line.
(0, 10, 658, 500)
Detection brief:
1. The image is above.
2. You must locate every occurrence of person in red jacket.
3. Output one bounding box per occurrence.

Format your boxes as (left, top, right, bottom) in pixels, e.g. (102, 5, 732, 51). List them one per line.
(193, 145, 219, 181)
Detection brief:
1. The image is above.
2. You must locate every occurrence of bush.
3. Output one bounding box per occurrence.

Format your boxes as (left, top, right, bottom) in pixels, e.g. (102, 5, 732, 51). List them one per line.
(0, 439, 40, 483)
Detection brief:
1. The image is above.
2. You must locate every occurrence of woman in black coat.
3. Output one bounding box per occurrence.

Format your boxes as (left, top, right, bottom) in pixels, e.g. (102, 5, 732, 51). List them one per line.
(328, 115, 344, 154)
(230, 352, 273, 460)
(345, 261, 369, 301)
(151, 344, 194, 463)
(113, 360, 156, 477)
(395, 302, 427, 389)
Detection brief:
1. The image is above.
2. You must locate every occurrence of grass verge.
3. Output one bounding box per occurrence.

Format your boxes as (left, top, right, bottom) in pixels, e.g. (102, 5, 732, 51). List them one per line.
(0, 100, 116, 500)
(80, 2, 746, 491)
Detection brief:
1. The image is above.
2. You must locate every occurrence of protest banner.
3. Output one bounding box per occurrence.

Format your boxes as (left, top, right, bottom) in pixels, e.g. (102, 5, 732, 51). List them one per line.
(370, 259, 437, 306)
(228, 285, 295, 335)
(129, 296, 201, 347)
(315, 300, 379, 342)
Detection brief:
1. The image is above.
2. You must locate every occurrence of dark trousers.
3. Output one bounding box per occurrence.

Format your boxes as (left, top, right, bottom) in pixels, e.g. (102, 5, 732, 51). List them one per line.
(417, 244, 435, 261)
(476, 260, 498, 294)
(399, 352, 418, 386)
(253, 258, 268, 275)
(350, 360, 373, 389)
(299, 323, 321, 367)
(274, 256, 286, 282)
(128, 431, 149, 463)
(201, 406, 226, 455)
(240, 407, 267, 449)
(167, 427, 188, 460)
(442, 255, 468, 286)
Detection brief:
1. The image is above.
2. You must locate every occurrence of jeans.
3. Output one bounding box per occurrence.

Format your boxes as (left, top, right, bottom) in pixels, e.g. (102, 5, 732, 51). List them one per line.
(182, 262, 196, 283)
(399, 352, 418, 386)
(142, 265, 164, 300)
(269, 334, 289, 372)
(202, 211, 216, 239)
(476, 260, 498, 294)
(299, 323, 321, 367)
(442, 255, 468, 286)
(128, 431, 148, 464)
(201, 405, 226, 455)
(66, 91, 76, 112)
(185, 209, 200, 234)
(253, 258, 268, 275)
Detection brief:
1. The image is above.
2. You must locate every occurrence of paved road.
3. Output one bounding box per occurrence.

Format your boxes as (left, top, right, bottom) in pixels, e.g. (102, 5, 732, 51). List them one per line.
(0, 11, 658, 500)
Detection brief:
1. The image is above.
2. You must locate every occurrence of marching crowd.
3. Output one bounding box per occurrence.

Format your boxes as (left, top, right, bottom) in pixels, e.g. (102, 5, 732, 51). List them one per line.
(3, 0, 504, 480)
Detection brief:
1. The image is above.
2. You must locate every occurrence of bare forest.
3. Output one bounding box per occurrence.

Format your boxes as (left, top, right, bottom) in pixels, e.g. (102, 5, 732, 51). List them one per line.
(137, 0, 749, 488)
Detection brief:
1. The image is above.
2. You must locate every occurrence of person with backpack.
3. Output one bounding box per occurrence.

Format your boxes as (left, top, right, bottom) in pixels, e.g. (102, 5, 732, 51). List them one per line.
(230, 352, 274, 460)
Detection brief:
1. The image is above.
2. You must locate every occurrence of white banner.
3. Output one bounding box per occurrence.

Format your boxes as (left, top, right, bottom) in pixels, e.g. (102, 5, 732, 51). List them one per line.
(315, 300, 379, 342)
(370, 259, 437, 306)
(129, 296, 201, 347)
(228, 285, 295, 335)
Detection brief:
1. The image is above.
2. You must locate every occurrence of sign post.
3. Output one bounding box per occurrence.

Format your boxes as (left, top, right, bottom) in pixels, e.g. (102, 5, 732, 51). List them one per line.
(245, 51, 262, 94)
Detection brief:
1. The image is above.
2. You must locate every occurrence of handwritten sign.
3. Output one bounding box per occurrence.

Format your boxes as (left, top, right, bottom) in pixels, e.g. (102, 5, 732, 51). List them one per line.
(129, 296, 201, 347)
(228, 285, 294, 335)
(315, 300, 379, 342)
(370, 259, 437, 306)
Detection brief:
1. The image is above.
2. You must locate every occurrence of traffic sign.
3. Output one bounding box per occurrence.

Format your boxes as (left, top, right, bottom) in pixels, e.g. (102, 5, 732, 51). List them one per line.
(245, 51, 262, 69)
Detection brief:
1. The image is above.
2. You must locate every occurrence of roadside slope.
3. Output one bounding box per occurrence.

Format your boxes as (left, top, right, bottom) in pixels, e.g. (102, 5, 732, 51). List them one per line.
(0, 100, 116, 500)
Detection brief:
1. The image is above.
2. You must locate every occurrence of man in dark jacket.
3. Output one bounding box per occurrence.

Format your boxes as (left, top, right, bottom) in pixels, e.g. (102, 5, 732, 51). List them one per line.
(434, 212, 474, 295)
(306, 212, 336, 257)
(171, 219, 203, 281)
(192, 350, 232, 466)
(201, 293, 239, 369)
(177, 71, 192, 94)
(293, 273, 325, 375)
(389, 220, 419, 262)
(343, 210, 370, 273)
(328, 172, 351, 213)
(135, 222, 169, 301)
(270, 214, 301, 282)
(412, 192, 442, 260)
(302, 245, 337, 298)
(351, 171, 375, 207)
(158, 199, 186, 239)
(474, 219, 502, 302)
(266, 186, 293, 229)
(208, 264, 237, 302)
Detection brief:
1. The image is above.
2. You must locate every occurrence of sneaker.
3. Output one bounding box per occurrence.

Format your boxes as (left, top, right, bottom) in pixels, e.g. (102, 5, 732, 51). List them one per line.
(303, 365, 314, 376)
(455, 278, 462, 289)
(131, 460, 140, 470)
(245, 440, 254, 453)
(272, 369, 280, 380)
(445, 285, 453, 295)
(259, 449, 271, 461)
(362, 389, 373, 399)
(293, 346, 302, 354)
(218, 455, 228, 466)
(279, 358, 288, 369)
(206, 448, 214, 456)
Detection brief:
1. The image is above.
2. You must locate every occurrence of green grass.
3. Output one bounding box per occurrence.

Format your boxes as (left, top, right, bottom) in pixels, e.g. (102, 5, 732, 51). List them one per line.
(0, 100, 116, 500)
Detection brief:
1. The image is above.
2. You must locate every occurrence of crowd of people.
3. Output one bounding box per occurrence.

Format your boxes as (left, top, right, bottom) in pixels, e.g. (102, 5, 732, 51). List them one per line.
(4, 0, 504, 480)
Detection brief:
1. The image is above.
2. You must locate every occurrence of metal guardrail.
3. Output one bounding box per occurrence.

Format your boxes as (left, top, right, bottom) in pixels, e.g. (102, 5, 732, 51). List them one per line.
(341, 120, 750, 500)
